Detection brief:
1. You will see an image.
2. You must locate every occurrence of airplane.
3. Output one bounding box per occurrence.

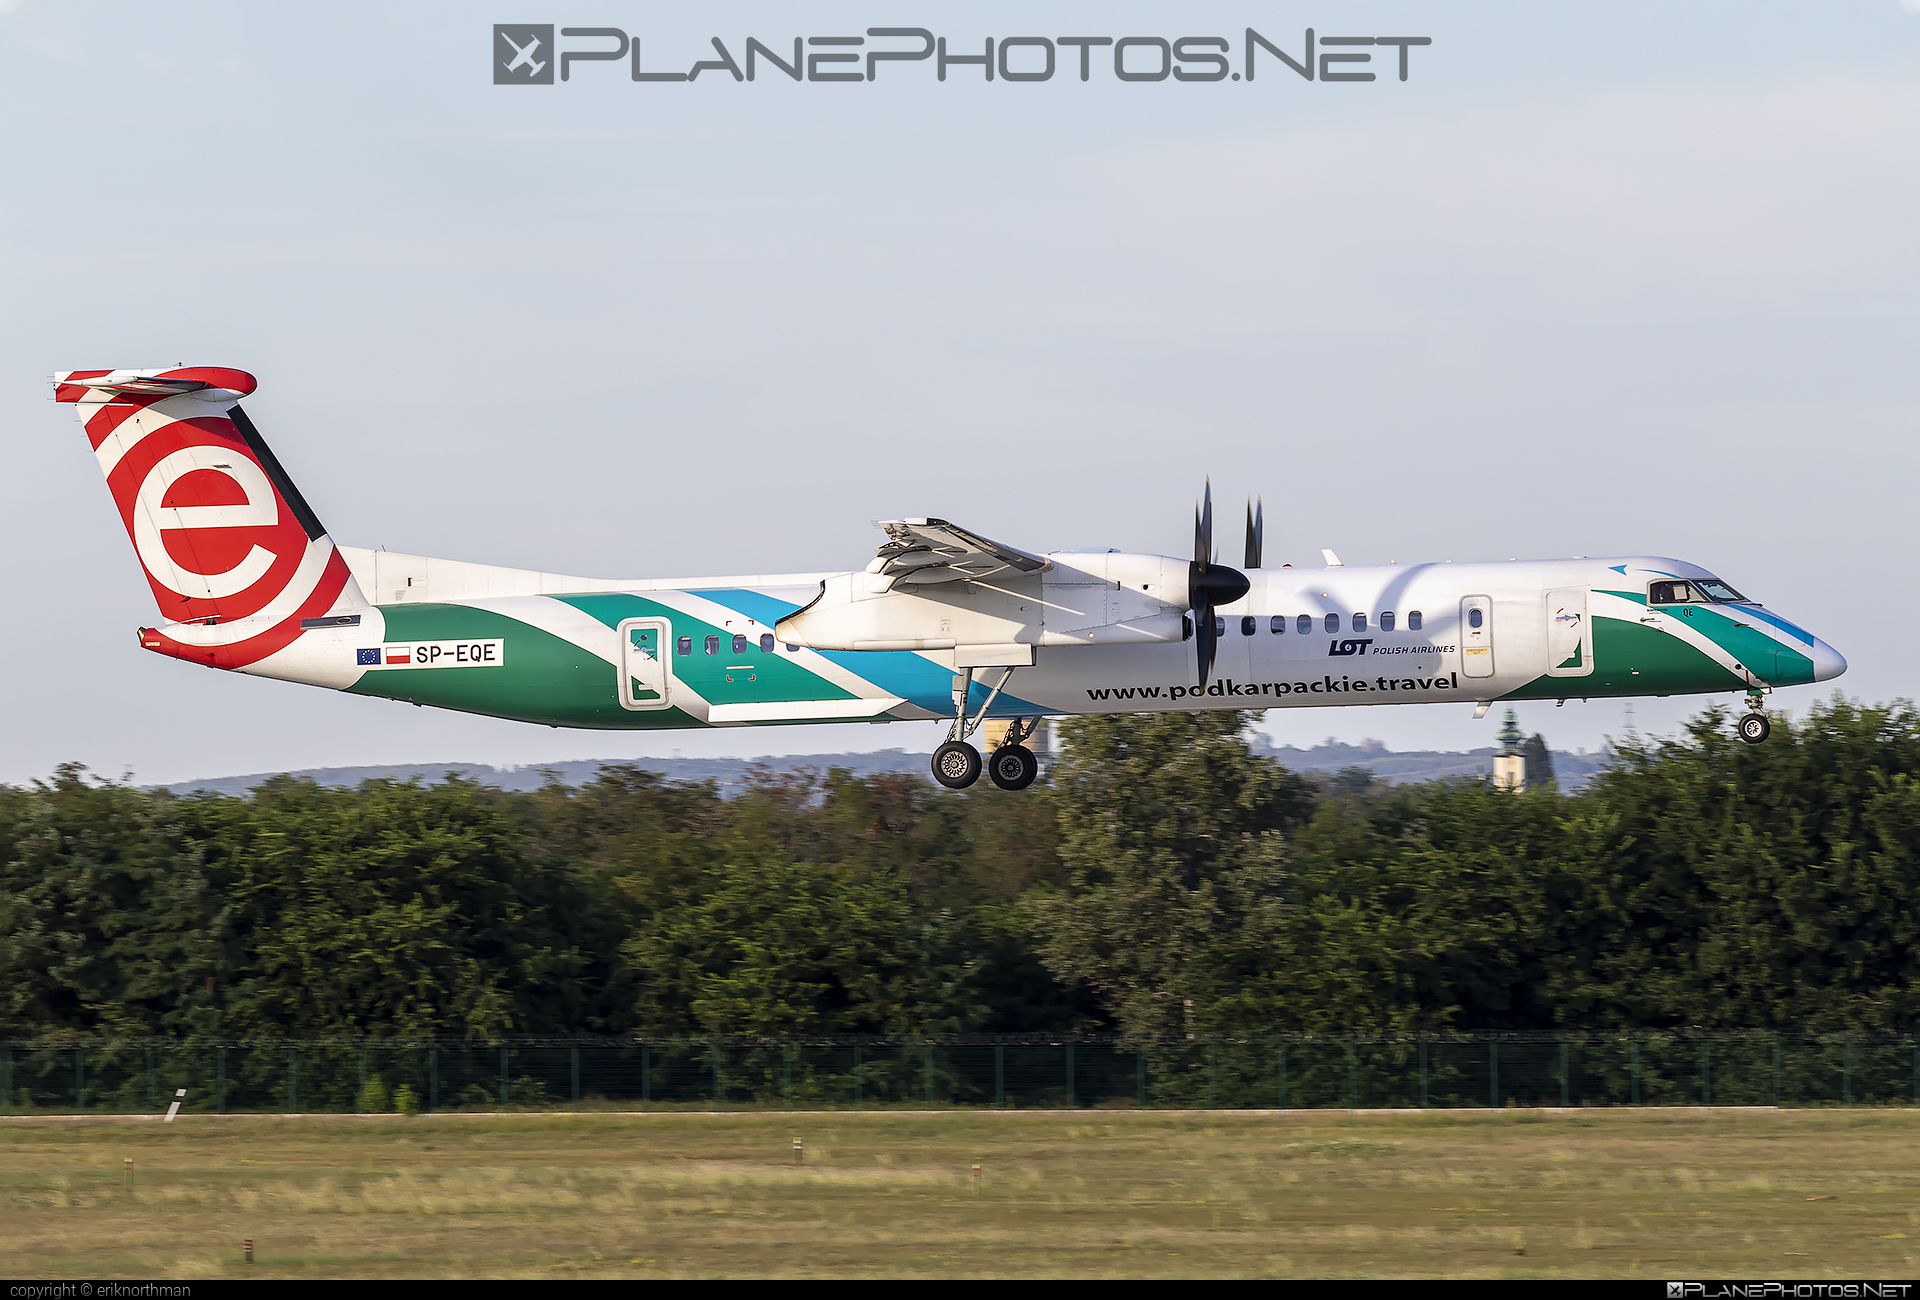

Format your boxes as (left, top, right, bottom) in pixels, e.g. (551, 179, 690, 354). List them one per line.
(53, 366, 1847, 791)
(499, 31, 545, 78)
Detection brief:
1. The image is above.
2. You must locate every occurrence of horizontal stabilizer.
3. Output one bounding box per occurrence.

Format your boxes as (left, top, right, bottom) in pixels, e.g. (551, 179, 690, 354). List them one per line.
(54, 367, 258, 404)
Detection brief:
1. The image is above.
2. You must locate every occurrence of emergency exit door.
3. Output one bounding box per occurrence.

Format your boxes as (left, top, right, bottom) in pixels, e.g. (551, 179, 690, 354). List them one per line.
(618, 618, 673, 711)
(1460, 596, 1495, 679)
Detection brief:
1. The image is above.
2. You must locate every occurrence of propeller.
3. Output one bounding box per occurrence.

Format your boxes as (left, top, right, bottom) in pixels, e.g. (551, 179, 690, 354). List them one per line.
(1189, 480, 1250, 688)
(1245, 498, 1263, 570)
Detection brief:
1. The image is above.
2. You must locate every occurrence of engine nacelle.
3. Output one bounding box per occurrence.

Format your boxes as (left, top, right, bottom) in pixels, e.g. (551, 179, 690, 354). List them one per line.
(775, 552, 1190, 653)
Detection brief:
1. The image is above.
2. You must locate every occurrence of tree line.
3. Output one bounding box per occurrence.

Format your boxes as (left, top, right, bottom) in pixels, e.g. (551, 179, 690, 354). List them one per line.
(3, 696, 1917, 1042)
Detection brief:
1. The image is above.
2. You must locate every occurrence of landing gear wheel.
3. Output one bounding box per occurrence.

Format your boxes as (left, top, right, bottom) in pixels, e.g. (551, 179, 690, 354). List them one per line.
(932, 741, 983, 789)
(986, 744, 1039, 791)
(1738, 712, 1771, 745)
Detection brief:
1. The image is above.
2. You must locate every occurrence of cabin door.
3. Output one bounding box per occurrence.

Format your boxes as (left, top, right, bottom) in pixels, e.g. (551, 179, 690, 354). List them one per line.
(618, 618, 674, 711)
(1460, 595, 1495, 679)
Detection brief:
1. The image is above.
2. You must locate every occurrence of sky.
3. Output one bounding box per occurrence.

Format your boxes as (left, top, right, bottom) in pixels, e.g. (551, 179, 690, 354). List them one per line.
(2, 2, 1917, 786)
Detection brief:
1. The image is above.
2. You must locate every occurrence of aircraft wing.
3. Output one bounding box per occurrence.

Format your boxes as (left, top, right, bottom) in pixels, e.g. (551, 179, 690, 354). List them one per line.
(870, 518, 1052, 585)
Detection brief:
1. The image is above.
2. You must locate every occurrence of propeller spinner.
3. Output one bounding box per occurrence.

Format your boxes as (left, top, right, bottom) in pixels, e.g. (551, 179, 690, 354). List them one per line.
(1189, 480, 1250, 688)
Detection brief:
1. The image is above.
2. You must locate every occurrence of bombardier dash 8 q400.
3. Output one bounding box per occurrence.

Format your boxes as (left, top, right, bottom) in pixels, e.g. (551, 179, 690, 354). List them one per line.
(56, 367, 1847, 791)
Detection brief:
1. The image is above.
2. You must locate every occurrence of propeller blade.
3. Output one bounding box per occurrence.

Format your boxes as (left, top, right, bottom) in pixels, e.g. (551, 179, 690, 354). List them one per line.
(1195, 601, 1217, 687)
(1194, 479, 1214, 570)
(1244, 498, 1263, 570)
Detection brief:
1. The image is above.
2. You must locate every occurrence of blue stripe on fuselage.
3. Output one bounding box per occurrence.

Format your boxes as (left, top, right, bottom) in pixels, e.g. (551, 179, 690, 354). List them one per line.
(697, 587, 1050, 717)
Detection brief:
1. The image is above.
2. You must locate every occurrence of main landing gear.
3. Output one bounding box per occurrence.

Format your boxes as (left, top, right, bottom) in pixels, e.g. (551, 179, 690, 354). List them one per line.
(930, 667, 1040, 790)
(1738, 690, 1771, 745)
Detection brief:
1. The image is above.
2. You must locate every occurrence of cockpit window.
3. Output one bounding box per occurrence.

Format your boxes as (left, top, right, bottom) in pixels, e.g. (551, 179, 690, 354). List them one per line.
(1648, 580, 1707, 605)
(1650, 578, 1749, 606)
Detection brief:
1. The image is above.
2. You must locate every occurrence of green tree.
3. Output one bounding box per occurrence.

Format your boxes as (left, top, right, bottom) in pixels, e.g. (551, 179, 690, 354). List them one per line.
(191, 774, 612, 1038)
(0, 765, 229, 1036)
(1031, 710, 1312, 1038)
(1521, 733, 1555, 789)
(616, 770, 984, 1035)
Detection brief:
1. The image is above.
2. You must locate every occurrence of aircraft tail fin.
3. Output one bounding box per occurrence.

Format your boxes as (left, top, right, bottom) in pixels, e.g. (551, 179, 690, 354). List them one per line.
(54, 367, 369, 670)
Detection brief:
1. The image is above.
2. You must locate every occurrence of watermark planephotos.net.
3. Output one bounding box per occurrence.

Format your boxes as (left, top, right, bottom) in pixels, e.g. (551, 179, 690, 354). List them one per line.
(494, 25, 1431, 87)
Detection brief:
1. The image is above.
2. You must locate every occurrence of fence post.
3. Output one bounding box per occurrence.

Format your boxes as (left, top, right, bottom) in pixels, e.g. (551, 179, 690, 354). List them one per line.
(924, 1043, 933, 1106)
(217, 1045, 226, 1115)
(1419, 1039, 1428, 1109)
(75, 1047, 85, 1113)
(995, 1044, 1004, 1109)
(499, 1045, 509, 1110)
(1277, 1040, 1286, 1110)
(1347, 1039, 1358, 1111)
(1489, 1040, 1499, 1109)
(571, 1045, 580, 1106)
(429, 1047, 438, 1113)
(1844, 1040, 1852, 1106)
(1065, 1042, 1075, 1110)
(1773, 1037, 1780, 1108)
(1561, 1041, 1570, 1107)
(642, 1045, 651, 1110)
(1630, 1037, 1639, 1106)
(1700, 1040, 1711, 1107)
(289, 1047, 298, 1112)
(785, 1043, 793, 1112)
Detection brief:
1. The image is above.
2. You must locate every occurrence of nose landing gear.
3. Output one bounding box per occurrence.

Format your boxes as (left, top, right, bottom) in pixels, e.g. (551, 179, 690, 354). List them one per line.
(1737, 690, 1771, 745)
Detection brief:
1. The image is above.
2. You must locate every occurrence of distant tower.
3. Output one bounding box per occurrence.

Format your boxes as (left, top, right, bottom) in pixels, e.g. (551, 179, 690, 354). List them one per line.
(1493, 708, 1526, 792)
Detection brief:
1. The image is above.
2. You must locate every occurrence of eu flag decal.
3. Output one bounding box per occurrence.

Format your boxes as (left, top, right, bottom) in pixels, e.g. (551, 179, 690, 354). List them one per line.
(356, 648, 381, 666)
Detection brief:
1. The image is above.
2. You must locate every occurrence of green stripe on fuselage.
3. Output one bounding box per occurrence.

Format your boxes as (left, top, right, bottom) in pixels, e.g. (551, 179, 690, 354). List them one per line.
(349, 602, 696, 729)
(1596, 590, 1815, 687)
(1507, 614, 1748, 700)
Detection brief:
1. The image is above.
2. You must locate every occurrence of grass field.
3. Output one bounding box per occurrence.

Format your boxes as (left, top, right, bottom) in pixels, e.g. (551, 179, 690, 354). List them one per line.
(4, 1109, 1919, 1278)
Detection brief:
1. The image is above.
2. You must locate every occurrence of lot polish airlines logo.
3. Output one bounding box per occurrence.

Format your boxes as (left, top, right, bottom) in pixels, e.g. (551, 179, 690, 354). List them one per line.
(494, 25, 1430, 86)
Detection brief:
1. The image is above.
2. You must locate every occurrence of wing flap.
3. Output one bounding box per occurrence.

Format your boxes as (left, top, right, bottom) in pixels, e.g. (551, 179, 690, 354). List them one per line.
(872, 518, 1051, 585)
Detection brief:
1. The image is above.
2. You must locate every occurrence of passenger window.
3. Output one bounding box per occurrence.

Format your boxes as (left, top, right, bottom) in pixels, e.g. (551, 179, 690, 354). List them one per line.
(1324, 613, 1338, 634)
(1352, 613, 1367, 633)
(1213, 615, 1225, 637)
(1380, 611, 1395, 632)
(676, 636, 692, 656)
(1408, 610, 1422, 632)
(732, 634, 750, 654)
(1297, 615, 1312, 635)
(704, 635, 719, 655)
(1468, 608, 1483, 629)
(1270, 615, 1285, 634)
(760, 633, 776, 652)
(1649, 580, 1705, 605)
(785, 643, 799, 653)
(1241, 616, 1256, 636)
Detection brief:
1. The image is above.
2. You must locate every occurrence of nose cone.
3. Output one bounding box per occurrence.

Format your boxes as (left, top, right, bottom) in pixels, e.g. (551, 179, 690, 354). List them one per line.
(1811, 638, 1848, 683)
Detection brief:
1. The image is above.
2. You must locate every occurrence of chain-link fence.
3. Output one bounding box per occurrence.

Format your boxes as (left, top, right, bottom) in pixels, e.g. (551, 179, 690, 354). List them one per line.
(4, 1033, 1915, 1115)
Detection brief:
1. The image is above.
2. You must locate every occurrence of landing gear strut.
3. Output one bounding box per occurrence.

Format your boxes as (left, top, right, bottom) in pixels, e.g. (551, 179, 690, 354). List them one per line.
(930, 666, 1018, 789)
(1738, 690, 1771, 745)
